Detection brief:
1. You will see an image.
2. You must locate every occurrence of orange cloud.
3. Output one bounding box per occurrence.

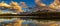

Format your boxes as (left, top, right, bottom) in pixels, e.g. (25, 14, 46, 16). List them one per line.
(35, 0, 60, 12)
(10, 1, 24, 13)
(35, 0, 46, 6)
(0, 1, 24, 13)
(49, 0, 60, 9)
(0, 1, 11, 8)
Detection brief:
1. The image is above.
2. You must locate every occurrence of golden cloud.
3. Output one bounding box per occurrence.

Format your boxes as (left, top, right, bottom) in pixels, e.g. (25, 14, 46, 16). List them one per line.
(0, 1, 24, 13)
(49, 0, 60, 9)
(35, 0, 60, 10)
(35, 0, 46, 6)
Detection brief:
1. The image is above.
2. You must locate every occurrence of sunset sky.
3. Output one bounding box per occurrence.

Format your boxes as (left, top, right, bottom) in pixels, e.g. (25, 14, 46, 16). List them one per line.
(0, 0, 54, 13)
(0, 0, 54, 7)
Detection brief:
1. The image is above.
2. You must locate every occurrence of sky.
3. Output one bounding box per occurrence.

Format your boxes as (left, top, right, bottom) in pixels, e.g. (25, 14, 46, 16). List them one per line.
(41, 0, 54, 5)
(0, 0, 35, 7)
(0, 0, 54, 13)
(0, 0, 54, 7)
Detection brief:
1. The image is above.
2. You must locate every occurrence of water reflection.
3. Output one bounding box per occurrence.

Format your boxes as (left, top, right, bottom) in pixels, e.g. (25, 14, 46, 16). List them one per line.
(0, 18, 60, 26)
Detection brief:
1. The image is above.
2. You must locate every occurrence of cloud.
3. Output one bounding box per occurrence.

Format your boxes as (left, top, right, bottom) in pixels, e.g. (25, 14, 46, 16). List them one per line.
(35, 0, 46, 6)
(19, 2, 28, 8)
(34, 0, 60, 12)
(0, 1, 24, 13)
(10, 1, 24, 13)
(49, 0, 60, 9)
